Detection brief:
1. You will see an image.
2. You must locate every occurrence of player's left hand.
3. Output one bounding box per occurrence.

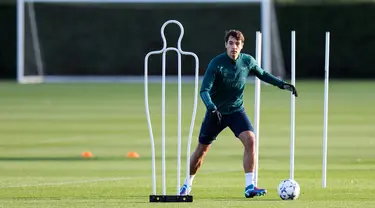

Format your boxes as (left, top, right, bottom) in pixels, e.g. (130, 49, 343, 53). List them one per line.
(211, 109, 222, 125)
(281, 83, 298, 97)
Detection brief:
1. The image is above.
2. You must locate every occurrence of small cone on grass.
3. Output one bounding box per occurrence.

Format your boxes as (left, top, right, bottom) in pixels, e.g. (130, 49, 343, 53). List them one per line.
(81, 151, 94, 158)
(127, 151, 140, 158)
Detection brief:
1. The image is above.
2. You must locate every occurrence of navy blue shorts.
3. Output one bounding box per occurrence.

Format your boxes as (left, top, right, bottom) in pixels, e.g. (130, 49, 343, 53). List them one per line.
(198, 109, 254, 145)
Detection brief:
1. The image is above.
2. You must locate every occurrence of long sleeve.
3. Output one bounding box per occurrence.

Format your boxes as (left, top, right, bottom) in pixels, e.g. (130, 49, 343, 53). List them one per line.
(200, 60, 217, 111)
(250, 59, 284, 88)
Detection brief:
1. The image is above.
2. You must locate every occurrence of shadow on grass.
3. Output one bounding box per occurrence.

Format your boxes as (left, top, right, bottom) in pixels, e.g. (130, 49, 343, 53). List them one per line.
(130, 197, 282, 203)
(0, 156, 180, 162)
(0, 156, 125, 161)
(212, 198, 281, 202)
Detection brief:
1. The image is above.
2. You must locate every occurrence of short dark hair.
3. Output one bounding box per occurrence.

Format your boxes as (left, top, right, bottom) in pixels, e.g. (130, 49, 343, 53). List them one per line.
(224, 30, 245, 43)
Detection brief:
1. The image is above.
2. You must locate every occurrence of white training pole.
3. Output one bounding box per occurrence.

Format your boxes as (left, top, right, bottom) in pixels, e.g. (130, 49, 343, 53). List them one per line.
(176, 50, 182, 195)
(322, 32, 330, 188)
(17, 0, 25, 83)
(290, 31, 296, 180)
(253, 31, 262, 187)
(161, 50, 167, 196)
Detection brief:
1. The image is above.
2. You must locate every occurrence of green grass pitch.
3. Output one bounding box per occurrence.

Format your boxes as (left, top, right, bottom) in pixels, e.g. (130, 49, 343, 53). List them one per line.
(0, 80, 374, 207)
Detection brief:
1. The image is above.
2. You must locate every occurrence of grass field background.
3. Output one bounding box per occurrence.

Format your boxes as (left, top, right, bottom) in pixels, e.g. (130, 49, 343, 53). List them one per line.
(0, 80, 374, 207)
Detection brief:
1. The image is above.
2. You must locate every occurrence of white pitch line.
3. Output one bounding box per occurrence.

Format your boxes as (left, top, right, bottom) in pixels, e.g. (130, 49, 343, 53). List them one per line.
(0, 176, 148, 189)
(39, 136, 84, 144)
(0, 169, 240, 189)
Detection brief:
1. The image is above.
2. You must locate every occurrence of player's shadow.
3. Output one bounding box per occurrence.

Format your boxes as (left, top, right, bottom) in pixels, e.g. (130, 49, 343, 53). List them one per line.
(214, 198, 281, 202)
(122, 195, 281, 203)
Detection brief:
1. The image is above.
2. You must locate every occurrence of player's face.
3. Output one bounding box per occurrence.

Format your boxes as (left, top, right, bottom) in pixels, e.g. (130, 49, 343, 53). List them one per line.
(225, 36, 243, 60)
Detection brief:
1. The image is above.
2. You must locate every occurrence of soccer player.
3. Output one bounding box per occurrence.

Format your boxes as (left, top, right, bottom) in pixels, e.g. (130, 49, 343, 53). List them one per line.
(179, 30, 298, 198)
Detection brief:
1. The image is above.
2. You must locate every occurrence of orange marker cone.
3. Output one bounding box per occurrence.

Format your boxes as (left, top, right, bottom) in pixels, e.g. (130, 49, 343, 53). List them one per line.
(126, 151, 140, 158)
(81, 151, 94, 158)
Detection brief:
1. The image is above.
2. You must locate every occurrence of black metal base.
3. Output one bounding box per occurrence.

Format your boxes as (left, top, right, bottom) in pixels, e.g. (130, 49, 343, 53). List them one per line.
(149, 195, 193, 203)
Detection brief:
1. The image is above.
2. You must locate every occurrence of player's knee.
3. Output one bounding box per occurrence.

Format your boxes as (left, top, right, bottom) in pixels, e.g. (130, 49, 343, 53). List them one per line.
(247, 132, 256, 147)
(240, 131, 255, 149)
(196, 143, 210, 157)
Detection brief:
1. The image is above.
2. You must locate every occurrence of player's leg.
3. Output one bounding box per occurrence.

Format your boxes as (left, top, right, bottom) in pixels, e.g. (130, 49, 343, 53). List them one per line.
(180, 111, 226, 195)
(238, 130, 256, 178)
(227, 109, 267, 198)
(238, 131, 266, 198)
(190, 143, 212, 175)
(180, 143, 211, 195)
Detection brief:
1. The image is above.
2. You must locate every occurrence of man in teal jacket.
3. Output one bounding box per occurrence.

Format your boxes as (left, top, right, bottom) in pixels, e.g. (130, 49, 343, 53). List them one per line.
(180, 30, 297, 198)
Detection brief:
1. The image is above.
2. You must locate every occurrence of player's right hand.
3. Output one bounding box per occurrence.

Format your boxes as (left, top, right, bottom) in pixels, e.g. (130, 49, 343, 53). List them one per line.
(211, 109, 222, 125)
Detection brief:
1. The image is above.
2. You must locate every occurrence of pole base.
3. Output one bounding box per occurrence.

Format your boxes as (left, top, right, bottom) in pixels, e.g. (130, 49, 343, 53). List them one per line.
(149, 195, 193, 203)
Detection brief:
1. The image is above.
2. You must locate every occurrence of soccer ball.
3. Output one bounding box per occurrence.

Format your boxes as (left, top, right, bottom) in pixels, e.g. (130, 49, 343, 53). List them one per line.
(277, 179, 300, 200)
